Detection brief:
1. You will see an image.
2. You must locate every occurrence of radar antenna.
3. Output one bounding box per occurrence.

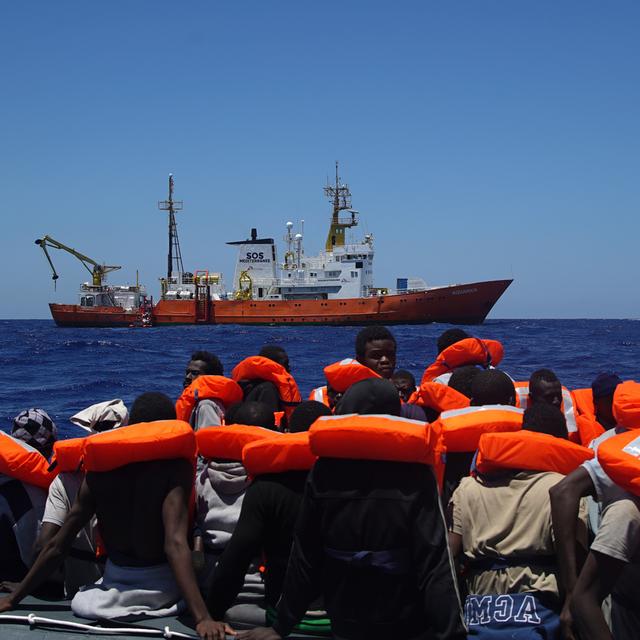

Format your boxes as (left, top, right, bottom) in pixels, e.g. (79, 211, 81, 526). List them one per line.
(324, 161, 358, 251)
(158, 174, 184, 280)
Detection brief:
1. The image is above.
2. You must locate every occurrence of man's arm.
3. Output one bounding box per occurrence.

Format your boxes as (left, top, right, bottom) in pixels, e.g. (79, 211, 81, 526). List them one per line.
(161, 471, 232, 640)
(571, 551, 621, 640)
(0, 478, 95, 611)
(549, 466, 595, 640)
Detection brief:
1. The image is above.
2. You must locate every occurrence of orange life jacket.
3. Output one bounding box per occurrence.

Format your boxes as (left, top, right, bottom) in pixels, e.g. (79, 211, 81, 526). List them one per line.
(83, 420, 196, 472)
(612, 381, 640, 429)
(308, 414, 437, 465)
(242, 432, 315, 476)
(323, 358, 380, 393)
(413, 381, 470, 413)
(52, 437, 87, 473)
(597, 430, 640, 497)
(572, 388, 595, 417)
(434, 405, 523, 453)
(513, 382, 579, 441)
(421, 338, 504, 384)
(232, 356, 302, 419)
(196, 424, 277, 462)
(475, 430, 594, 476)
(0, 431, 56, 490)
(176, 375, 243, 423)
(308, 386, 330, 407)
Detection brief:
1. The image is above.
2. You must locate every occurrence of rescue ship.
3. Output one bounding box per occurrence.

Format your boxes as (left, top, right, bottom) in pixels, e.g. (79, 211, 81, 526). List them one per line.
(44, 169, 512, 327)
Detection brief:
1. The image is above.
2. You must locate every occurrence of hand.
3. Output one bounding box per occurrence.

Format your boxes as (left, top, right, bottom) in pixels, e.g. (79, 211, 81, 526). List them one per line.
(0, 595, 15, 613)
(0, 582, 19, 593)
(560, 599, 576, 640)
(236, 627, 282, 640)
(195, 618, 235, 640)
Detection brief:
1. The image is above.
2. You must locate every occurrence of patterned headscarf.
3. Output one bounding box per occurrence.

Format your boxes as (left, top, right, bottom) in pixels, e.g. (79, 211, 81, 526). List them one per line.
(12, 408, 58, 458)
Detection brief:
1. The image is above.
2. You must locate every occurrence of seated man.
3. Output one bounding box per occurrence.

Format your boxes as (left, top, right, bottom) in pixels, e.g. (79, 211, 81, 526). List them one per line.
(528, 369, 563, 409)
(0, 399, 227, 640)
(449, 403, 586, 638)
(239, 345, 292, 413)
(354, 325, 396, 380)
(239, 378, 465, 640)
(391, 369, 416, 403)
(570, 497, 640, 640)
(182, 351, 228, 430)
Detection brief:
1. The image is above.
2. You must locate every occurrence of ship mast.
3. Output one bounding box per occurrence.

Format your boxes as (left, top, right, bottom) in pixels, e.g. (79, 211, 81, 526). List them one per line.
(324, 162, 358, 252)
(158, 174, 184, 280)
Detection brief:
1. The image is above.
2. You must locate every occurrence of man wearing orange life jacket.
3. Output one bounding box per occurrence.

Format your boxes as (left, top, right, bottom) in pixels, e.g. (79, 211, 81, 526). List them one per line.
(240, 378, 465, 640)
(449, 403, 589, 639)
(550, 380, 640, 640)
(233, 345, 301, 429)
(0, 403, 230, 640)
(0, 410, 53, 585)
(572, 373, 623, 447)
(206, 401, 332, 631)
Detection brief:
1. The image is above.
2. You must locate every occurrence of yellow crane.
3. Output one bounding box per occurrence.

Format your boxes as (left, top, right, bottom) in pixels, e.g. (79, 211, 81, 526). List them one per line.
(35, 235, 121, 288)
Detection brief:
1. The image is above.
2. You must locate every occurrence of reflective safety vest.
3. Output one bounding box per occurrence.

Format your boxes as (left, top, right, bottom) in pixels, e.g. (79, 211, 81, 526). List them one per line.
(475, 430, 594, 476)
(308, 414, 437, 465)
(413, 381, 470, 413)
(52, 437, 86, 473)
(176, 375, 243, 423)
(308, 385, 330, 407)
(196, 424, 277, 461)
(598, 430, 640, 496)
(232, 356, 302, 419)
(434, 405, 523, 453)
(421, 338, 504, 384)
(242, 432, 315, 476)
(323, 358, 380, 393)
(513, 382, 579, 442)
(0, 431, 55, 490)
(612, 381, 640, 430)
(83, 420, 196, 472)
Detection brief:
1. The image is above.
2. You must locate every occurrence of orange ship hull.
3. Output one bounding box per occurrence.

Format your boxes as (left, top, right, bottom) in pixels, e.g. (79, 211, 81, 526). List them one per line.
(151, 279, 513, 326)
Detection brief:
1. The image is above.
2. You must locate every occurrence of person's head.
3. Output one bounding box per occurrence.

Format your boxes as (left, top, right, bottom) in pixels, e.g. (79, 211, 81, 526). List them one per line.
(232, 401, 277, 430)
(259, 345, 290, 372)
(184, 350, 223, 389)
(448, 365, 481, 399)
(592, 372, 623, 429)
(335, 378, 401, 416)
(470, 370, 516, 407)
(391, 369, 416, 402)
(288, 401, 332, 433)
(529, 369, 562, 409)
(522, 403, 568, 439)
(354, 326, 397, 379)
(129, 392, 177, 424)
(12, 408, 57, 459)
(436, 328, 470, 355)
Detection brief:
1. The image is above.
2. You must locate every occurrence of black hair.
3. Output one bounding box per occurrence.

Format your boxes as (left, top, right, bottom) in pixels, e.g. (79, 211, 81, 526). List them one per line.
(259, 345, 289, 370)
(529, 368, 559, 392)
(288, 401, 332, 433)
(448, 365, 481, 399)
(190, 350, 223, 376)
(522, 403, 568, 439)
(391, 369, 416, 387)
(335, 378, 401, 417)
(470, 370, 516, 406)
(232, 401, 277, 431)
(130, 392, 177, 424)
(354, 326, 396, 360)
(436, 329, 470, 355)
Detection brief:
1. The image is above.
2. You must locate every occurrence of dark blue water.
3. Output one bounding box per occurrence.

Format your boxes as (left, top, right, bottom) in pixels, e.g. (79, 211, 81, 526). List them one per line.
(1, 319, 639, 438)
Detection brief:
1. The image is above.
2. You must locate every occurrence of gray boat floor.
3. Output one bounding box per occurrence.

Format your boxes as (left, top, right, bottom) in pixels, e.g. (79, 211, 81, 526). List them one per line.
(0, 597, 325, 639)
(0, 596, 201, 639)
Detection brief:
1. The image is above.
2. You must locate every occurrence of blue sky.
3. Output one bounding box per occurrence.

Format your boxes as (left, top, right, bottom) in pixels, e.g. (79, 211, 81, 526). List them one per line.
(1, 1, 638, 319)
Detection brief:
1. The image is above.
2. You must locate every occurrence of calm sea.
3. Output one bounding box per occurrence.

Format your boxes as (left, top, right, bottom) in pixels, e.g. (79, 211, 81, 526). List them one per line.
(1, 319, 638, 438)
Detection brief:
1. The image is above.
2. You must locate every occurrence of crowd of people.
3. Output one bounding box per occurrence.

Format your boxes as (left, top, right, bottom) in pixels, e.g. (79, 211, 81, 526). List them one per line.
(0, 325, 638, 640)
